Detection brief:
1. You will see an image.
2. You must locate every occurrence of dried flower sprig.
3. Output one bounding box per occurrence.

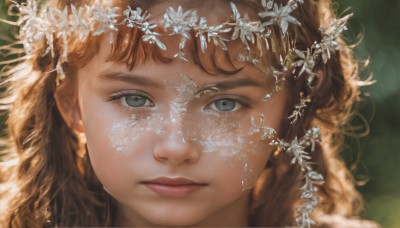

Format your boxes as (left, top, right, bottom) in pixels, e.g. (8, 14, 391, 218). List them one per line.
(12, 0, 351, 64)
(288, 93, 311, 125)
(163, 6, 199, 60)
(270, 127, 323, 228)
(195, 17, 232, 53)
(230, 2, 271, 64)
(259, 0, 301, 34)
(246, 112, 322, 228)
(11, 0, 352, 85)
(291, 14, 353, 87)
(7, 1, 273, 64)
(123, 6, 166, 51)
(317, 14, 352, 63)
(91, 4, 119, 35)
(248, 114, 277, 140)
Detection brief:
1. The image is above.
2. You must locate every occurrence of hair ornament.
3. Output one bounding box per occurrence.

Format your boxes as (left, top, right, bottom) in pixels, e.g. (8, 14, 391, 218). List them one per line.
(271, 127, 323, 227)
(248, 114, 277, 140)
(291, 13, 352, 82)
(288, 92, 311, 125)
(11, 0, 351, 73)
(258, 0, 301, 34)
(247, 114, 324, 228)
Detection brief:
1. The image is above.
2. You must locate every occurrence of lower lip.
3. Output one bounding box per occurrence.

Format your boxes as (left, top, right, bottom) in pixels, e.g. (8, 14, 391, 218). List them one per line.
(144, 183, 205, 197)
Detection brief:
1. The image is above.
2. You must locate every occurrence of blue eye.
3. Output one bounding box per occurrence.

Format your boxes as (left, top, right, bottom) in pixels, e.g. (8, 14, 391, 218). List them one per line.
(122, 95, 154, 108)
(211, 98, 240, 112)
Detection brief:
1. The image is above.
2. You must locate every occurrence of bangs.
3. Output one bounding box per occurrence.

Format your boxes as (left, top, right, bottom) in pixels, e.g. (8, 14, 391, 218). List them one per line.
(108, 25, 247, 75)
(102, 0, 284, 77)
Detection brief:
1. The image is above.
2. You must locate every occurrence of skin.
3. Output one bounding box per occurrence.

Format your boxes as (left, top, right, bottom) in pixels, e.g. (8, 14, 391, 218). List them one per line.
(55, 1, 290, 226)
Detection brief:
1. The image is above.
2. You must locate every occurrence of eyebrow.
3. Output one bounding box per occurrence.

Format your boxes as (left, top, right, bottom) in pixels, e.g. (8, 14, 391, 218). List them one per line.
(201, 77, 265, 91)
(98, 71, 162, 88)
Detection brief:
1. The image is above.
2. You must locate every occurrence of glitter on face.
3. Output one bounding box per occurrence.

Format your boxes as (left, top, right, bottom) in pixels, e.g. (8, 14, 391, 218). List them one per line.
(241, 162, 249, 189)
(240, 150, 261, 191)
(167, 73, 199, 123)
(108, 74, 200, 155)
(187, 114, 270, 191)
(109, 114, 138, 154)
(109, 113, 166, 154)
(187, 117, 249, 157)
(107, 72, 275, 191)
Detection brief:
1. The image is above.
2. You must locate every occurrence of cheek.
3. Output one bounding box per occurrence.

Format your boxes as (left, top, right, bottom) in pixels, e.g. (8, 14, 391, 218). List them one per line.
(108, 113, 165, 154)
(186, 112, 273, 190)
(78, 94, 158, 192)
(186, 88, 287, 190)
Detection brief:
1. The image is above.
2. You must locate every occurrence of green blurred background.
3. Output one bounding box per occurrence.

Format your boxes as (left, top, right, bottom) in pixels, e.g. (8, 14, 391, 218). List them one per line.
(1, 0, 399, 227)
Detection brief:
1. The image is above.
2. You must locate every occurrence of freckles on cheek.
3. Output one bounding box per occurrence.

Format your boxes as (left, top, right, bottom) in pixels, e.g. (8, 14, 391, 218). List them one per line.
(192, 118, 246, 156)
(188, 115, 271, 190)
(108, 113, 165, 155)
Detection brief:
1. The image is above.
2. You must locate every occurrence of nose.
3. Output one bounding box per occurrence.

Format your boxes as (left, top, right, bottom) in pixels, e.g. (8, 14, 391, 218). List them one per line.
(152, 119, 201, 166)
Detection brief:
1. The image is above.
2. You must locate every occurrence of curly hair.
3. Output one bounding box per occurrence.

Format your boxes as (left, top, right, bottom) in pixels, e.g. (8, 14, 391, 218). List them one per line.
(0, 0, 366, 226)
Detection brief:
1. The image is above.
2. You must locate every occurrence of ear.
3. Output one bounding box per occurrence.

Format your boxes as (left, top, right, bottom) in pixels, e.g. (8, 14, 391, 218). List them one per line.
(54, 78, 85, 134)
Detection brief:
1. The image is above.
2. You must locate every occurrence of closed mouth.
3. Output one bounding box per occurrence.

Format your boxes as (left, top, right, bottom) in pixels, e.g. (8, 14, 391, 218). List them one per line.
(141, 177, 208, 197)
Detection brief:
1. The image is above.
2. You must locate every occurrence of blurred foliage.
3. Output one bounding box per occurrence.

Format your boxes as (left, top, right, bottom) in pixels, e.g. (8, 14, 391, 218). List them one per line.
(336, 0, 400, 227)
(1, 0, 399, 227)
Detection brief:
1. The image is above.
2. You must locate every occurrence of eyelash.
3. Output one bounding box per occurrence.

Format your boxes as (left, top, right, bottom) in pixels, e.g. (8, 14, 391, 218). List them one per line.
(204, 96, 252, 116)
(109, 91, 252, 115)
(109, 91, 155, 110)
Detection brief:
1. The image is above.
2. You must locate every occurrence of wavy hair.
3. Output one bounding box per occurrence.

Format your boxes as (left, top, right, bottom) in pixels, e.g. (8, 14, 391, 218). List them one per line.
(0, 0, 367, 226)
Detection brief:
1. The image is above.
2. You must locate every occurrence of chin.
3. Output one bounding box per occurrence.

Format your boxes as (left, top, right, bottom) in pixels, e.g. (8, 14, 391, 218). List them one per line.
(145, 214, 203, 227)
(140, 206, 208, 226)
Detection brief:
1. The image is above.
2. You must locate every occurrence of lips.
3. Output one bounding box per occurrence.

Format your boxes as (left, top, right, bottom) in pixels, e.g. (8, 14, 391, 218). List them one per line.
(141, 177, 207, 197)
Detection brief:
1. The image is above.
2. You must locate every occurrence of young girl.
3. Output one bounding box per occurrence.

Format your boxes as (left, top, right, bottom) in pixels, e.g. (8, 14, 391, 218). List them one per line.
(0, 0, 378, 227)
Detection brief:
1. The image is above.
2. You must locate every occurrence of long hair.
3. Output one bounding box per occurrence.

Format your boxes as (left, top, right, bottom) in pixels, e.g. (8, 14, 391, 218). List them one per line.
(0, 0, 365, 226)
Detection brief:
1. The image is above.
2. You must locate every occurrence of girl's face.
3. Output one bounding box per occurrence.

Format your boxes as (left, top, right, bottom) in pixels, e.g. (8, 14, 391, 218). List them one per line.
(75, 39, 288, 226)
(73, 2, 289, 226)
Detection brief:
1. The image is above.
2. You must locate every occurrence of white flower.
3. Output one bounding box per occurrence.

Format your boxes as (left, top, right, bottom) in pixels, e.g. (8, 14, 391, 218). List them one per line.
(121, 6, 166, 50)
(142, 27, 167, 51)
(292, 48, 316, 78)
(16, 0, 42, 53)
(163, 6, 198, 39)
(50, 7, 70, 58)
(90, 4, 120, 36)
(16, 0, 37, 26)
(163, 6, 198, 59)
(122, 6, 149, 28)
(262, 0, 275, 10)
(71, 5, 92, 41)
(230, 2, 269, 63)
(259, 0, 301, 34)
(303, 127, 321, 152)
(31, 7, 57, 57)
(230, 2, 264, 48)
(317, 14, 352, 63)
(287, 137, 312, 165)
